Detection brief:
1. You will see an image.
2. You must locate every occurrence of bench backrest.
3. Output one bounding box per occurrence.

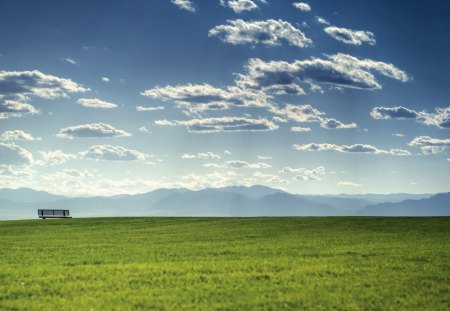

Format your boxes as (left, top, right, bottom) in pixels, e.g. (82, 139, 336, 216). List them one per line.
(38, 209, 70, 217)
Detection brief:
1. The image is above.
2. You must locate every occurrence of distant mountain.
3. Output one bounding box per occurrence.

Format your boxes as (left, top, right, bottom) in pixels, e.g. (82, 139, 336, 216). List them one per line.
(357, 193, 450, 216)
(328, 193, 432, 204)
(0, 186, 447, 219)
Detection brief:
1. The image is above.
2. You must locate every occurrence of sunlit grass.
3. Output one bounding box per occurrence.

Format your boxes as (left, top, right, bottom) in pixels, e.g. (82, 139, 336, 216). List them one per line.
(0, 217, 449, 310)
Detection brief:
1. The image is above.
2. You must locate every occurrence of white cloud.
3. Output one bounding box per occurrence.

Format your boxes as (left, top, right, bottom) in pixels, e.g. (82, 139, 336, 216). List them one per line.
(0, 70, 89, 119)
(324, 26, 376, 46)
(1, 130, 41, 141)
(291, 126, 311, 132)
(253, 171, 289, 184)
(57, 123, 131, 139)
(63, 58, 78, 66)
(236, 54, 409, 94)
(224, 150, 232, 155)
(77, 98, 118, 109)
(136, 105, 165, 111)
(281, 166, 325, 181)
(392, 133, 405, 137)
(257, 155, 272, 160)
(101, 76, 110, 82)
(171, 0, 196, 12)
(142, 83, 271, 116)
(293, 143, 411, 156)
(338, 181, 361, 187)
(181, 152, 221, 159)
(154, 116, 278, 133)
(209, 19, 312, 48)
(38, 150, 77, 165)
(293, 2, 311, 12)
(371, 106, 419, 120)
(226, 160, 271, 169)
(420, 106, 450, 129)
(408, 136, 450, 154)
(0, 143, 33, 165)
(220, 0, 259, 13)
(316, 16, 330, 25)
(320, 118, 357, 129)
(139, 126, 151, 134)
(80, 145, 149, 161)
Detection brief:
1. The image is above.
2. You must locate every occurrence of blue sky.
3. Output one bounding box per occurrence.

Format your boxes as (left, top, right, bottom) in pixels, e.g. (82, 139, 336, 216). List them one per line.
(0, 0, 449, 196)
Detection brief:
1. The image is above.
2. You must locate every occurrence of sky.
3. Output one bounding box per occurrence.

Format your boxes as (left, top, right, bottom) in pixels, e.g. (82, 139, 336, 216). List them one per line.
(0, 0, 449, 196)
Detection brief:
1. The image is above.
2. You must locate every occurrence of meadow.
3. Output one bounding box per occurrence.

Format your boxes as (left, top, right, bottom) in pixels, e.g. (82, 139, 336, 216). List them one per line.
(0, 217, 449, 310)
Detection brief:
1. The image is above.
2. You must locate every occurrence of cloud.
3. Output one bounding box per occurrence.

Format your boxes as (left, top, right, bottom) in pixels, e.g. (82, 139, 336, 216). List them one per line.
(293, 143, 411, 156)
(338, 181, 361, 187)
(77, 98, 118, 109)
(0, 70, 89, 118)
(220, 0, 260, 13)
(0, 143, 33, 165)
(271, 104, 357, 129)
(139, 126, 151, 134)
(101, 77, 110, 82)
(236, 54, 409, 94)
(408, 136, 450, 154)
(371, 105, 450, 129)
(57, 123, 131, 139)
(324, 26, 376, 46)
(38, 150, 77, 165)
(257, 155, 272, 160)
(281, 166, 325, 181)
(1, 130, 41, 141)
(171, 0, 196, 12)
(181, 152, 221, 159)
(293, 2, 311, 12)
(80, 145, 149, 161)
(154, 116, 278, 133)
(209, 19, 312, 48)
(136, 105, 165, 111)
(142, 83, 270, 116)
(320, 118, 357, 129)
(291, 126, 311, 132)
(392, 133, 405, 137)
(316, 16, 330, 25)
(226, 160, 271, 169)
(253, 172, 289, 184)
(371, 106, 419, 119)
(63, 58, 78, 66)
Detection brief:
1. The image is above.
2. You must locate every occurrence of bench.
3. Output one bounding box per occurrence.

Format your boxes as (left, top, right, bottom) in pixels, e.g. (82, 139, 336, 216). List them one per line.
(38, 209, 71, 219)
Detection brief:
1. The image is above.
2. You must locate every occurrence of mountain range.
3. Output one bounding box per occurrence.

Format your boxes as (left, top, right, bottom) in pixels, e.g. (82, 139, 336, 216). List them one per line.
(0, 186, 447, 220)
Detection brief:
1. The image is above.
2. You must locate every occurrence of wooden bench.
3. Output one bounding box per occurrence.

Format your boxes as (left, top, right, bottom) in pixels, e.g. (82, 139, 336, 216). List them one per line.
(38, 209, 71, 219)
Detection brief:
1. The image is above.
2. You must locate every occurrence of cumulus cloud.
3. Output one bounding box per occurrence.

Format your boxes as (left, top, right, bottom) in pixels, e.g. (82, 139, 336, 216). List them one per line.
(209, 19, 312, 48)
(257, 155, 272, 160)
(220, 0, 260, 13)
(271, 104, 357, 129)
(253, 171, 289, 184)
(291, 126, 311, 132)
(0, 70, 89, 118)
(371, 105, 450, 129)
(38, 150, 77, 165)
(320, 118, 357, 129)
(236, 54, 409, 94)
(77, 98, 118, 109)
(0, 143, 33, 165)
(226, 160, 271, 169)
(80, 145, 149, 161)
(316, 16, 330, 25)
(154, 116, 278, 133)
(181, 152, 221, 159)
(171, 0, 196, 12)
(57, 123, 131, 139)
(1, 130, 41, 141)
(324, 26, 376, 46)
(408, 136, 450, 154)
(293, 2, 311, 12)
(136, 105, 165, 111)
(138, 126, 151, 134)
(101, 77, 110, 82)
(142, 83, 270, 116)
(371, 106, 419, 119)
(338, 181, 361, 187)
(293, 143, 411, 156)
(281, 166, 325, 181)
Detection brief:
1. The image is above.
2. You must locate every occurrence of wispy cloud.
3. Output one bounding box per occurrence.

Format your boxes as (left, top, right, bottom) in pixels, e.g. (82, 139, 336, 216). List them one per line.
(324, 26, 376, 46)
(57, 123, 131, 139)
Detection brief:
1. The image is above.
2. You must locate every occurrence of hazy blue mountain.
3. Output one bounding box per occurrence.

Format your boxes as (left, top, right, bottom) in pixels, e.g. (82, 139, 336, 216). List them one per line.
(328, 193, 432, 204)
(357, 193, 450, 216)
(0, 188, 66, 203)
(0, 187, 447, 219)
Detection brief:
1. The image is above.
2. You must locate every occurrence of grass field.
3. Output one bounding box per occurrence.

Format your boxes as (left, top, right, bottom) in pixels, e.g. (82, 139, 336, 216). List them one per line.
(0, 217, 449, 310)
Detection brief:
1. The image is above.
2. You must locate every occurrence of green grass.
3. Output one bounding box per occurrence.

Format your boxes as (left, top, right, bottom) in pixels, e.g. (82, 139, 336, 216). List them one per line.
(0, 217, 449, 310)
